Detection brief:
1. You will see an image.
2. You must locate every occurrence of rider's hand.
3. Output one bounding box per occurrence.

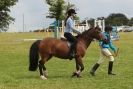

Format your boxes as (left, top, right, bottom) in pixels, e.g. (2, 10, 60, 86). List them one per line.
(77, 30, 81, 35)
(78, 32, 81, 35)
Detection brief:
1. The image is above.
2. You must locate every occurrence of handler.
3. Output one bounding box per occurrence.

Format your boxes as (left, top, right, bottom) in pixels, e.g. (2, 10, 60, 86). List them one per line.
(90, 26, 118, 76)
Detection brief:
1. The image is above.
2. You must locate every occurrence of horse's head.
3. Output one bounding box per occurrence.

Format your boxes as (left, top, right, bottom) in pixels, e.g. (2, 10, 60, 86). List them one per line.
(78, 27, 105, 41)
(90, 27, 105, 41)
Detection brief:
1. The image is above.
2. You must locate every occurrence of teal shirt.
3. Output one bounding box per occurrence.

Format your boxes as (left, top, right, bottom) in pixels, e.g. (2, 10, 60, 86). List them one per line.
(99, 32, 117, 52)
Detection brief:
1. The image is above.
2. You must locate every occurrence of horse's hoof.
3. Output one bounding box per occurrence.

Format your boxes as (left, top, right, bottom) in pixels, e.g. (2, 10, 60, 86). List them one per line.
(71, 72, 77, 77)
(40, 75, 47, 80)
(44, 71, 48, 77)
(77, 74, 82, 78)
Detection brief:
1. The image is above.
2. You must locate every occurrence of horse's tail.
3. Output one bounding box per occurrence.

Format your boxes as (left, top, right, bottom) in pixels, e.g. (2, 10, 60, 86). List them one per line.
(29, 40, 41, 71)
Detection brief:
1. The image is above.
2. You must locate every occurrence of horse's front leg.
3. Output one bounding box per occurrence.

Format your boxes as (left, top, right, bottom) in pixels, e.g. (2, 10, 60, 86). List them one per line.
(72, 56, 84, 78)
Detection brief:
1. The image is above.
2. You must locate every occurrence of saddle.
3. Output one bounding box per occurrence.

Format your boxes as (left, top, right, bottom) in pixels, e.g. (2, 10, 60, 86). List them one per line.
(60, 36, 77, 59)
(60, 37, 73, 48)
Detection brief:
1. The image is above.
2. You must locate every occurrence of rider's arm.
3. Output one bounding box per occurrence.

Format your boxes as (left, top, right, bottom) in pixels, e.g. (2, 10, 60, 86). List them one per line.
(68, 19, 81, 34)
(72, 28, 81, 34)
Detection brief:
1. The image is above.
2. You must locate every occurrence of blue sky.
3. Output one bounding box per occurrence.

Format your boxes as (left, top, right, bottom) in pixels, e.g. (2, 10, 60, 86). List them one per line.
(9, 0, 133, 32)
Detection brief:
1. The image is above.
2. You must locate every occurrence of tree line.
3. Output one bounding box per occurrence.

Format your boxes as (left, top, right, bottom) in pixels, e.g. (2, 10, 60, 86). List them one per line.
(82, 13, 133, 27)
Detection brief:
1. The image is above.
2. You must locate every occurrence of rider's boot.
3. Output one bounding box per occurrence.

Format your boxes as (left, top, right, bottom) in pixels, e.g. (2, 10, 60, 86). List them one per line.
(69, 42, 77, 59)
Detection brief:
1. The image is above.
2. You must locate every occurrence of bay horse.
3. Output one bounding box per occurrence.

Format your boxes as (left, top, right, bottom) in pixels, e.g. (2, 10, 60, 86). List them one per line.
(29, 27, 105, 80)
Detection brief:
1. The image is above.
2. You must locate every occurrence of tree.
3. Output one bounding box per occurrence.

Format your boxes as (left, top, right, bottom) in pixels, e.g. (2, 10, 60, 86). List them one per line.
(45, 0, 65, 21)
(128, 17, 133, 26)
(64, 2, 75, 14)
(64, 1, 79, 20)
(45, 0, 54, 5)
(45, 0, 65, 38)
(45, 0, 78, 21)
(105, 13, 129, 26)
(0, 0, 18, 32)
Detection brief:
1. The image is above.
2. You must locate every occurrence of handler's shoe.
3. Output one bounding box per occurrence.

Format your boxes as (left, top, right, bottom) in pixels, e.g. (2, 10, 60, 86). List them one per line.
(108, 72, 116, 75)
(108, 61, 116, 75)
(90, 71, 96, 76)
(90, 63, 100, 76)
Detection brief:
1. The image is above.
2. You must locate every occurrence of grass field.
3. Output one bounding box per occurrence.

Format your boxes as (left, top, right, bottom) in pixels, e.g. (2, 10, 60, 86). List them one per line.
(0, 32, 133, 89)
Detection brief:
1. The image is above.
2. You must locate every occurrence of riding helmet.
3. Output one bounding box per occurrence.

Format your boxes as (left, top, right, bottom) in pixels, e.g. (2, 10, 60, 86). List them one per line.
(67, 9, 77, 14)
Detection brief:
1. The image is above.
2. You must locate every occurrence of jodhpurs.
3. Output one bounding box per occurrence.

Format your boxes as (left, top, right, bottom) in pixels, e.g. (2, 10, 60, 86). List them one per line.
(64, 33, 77, 52)
(97, 48, 114, 64)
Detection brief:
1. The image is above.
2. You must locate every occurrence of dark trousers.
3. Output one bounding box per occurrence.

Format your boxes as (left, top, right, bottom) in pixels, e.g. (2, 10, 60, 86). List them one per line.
(64, 33, 77, 54)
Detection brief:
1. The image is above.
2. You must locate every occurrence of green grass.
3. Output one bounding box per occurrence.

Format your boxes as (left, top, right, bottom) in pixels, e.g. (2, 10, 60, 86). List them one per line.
(0, 32, 133, 89)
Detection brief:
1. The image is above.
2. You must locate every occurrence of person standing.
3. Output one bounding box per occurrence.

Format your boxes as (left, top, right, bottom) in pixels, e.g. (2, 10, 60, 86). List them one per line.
(90, 26, 118, 76)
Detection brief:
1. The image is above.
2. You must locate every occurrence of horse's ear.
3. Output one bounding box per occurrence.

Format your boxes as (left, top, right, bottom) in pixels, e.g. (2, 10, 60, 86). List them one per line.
(95, 26, 101, 32)
(88, 27, 93, 31)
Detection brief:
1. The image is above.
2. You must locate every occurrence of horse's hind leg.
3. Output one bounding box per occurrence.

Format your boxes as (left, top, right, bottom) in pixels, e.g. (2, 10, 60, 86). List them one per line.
(39, 60, 47, 80)
(39, 54, 52, 80)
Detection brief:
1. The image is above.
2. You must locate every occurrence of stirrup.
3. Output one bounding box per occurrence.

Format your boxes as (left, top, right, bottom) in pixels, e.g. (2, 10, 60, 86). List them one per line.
(70, 53, 75, 58)
(69, 51, 76, 58)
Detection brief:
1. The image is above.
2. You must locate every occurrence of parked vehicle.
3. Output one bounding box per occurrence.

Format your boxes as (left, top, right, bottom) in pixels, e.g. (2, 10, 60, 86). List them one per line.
(111, 26, 120, 41)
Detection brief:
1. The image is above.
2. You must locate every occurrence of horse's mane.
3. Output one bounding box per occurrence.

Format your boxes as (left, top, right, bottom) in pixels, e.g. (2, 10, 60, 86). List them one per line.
(77, 27, 101, 41)
(77, 28, 93, 39)
(82, 28, 93, 34)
